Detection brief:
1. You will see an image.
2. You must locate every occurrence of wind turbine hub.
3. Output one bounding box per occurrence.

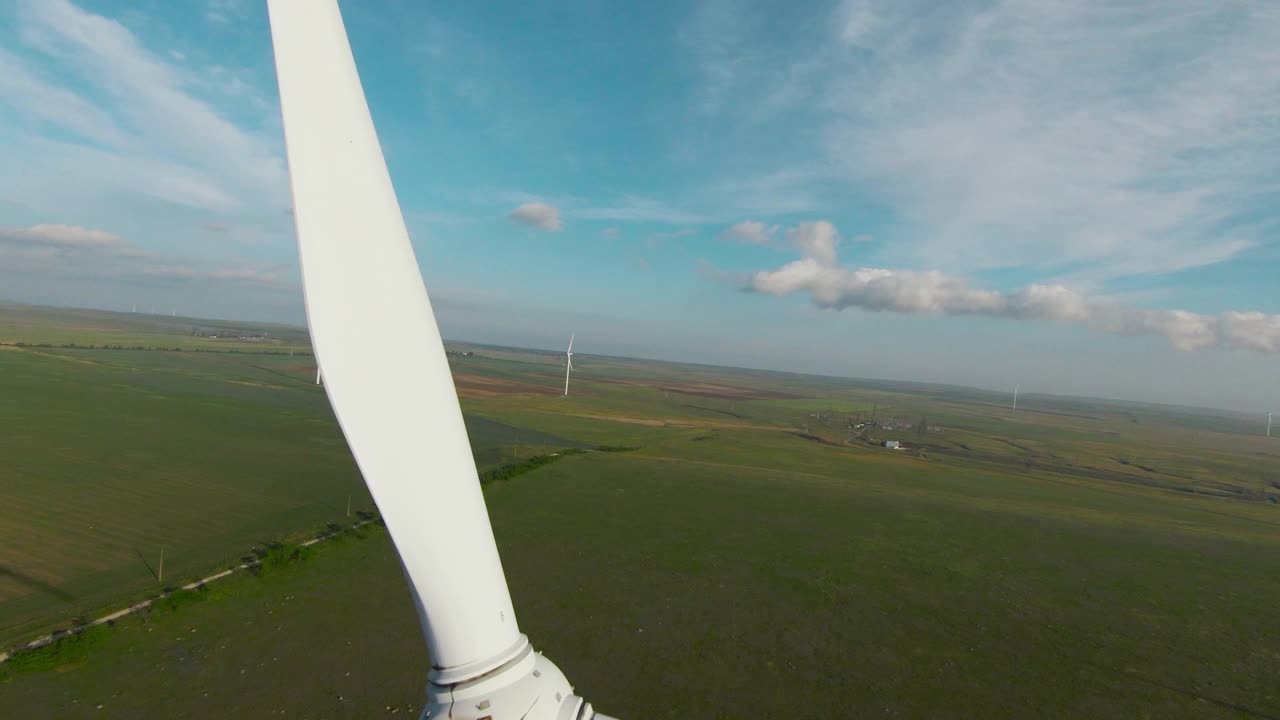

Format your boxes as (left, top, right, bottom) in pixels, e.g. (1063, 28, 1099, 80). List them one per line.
(424, 641, 609, 720)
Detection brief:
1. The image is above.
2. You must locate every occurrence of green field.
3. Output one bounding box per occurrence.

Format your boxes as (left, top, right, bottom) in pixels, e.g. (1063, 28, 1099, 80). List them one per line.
(0, 302, 313, 353)
(2, 303, 1279, 718)
(0, 308, 588, 645)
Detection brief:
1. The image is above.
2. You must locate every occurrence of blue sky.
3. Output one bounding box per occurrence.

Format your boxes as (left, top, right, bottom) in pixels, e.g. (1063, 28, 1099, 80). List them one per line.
(0, 0, 1278, 411)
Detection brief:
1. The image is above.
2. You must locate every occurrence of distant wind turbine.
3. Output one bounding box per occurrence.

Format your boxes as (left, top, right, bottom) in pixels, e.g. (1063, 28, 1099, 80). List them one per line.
(563, 333, 574, 397)
(1012, 384, 1020, 411)
(1268, 411, 1273, 438)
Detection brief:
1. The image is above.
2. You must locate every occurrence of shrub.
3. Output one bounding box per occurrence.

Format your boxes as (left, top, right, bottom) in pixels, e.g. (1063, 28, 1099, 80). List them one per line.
(0, 624, 110, 677)
(153, 587, 209, 614)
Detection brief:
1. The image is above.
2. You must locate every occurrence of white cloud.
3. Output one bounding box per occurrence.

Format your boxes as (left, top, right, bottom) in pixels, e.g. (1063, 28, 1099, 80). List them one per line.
(508, 202, 563, 232)
(204, 0, 244, 26)
(10, 137, 241, 211)
(681, 0, 1280, 283)
(0, 223, 291, 289)
(784, 221, 840, 266)
(820, 0, 1280, 278)
(599, 226, 619, 240)
(0, 224, 132, 250)
(720, 221, 777, 245)
(1216, 312, 1280, 354)
(748, 260, 1004, 315)
(498, 190, 716, 225)
(0, 48, 129, 148)
(3, 0, 285, 214)
(743, 221, 1280, 354)
(679, 0, 746, 116)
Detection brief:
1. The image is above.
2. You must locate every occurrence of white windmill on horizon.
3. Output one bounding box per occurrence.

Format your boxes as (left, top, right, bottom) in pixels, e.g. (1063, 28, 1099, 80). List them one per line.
(563, 333, 575, 397)
(1268, 411, 1273, 438)
(268, 2, 613, 717)
(1012, 384, 1020, 411)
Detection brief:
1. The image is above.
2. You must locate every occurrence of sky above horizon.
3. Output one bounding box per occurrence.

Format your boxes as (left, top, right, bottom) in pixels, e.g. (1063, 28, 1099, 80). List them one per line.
(0, 0, 1277, 412)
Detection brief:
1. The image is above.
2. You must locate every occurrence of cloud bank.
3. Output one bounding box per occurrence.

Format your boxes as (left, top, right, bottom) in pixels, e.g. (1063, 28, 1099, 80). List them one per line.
(829, 0, 1280, 279)
(683, 0, 1280, 282)
(2, 0, 285, 213)
(0, 224, 288, 288)
(508, 202, 563, 232)
(744, 222, 1280, 354)
(720, 221, 777, 245)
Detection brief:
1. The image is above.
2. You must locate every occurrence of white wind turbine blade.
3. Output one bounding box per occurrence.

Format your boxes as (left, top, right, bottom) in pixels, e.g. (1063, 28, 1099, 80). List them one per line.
(269, 0, 521, 679)
(568, 332, 575, 353)
(270, 4, 614, 715)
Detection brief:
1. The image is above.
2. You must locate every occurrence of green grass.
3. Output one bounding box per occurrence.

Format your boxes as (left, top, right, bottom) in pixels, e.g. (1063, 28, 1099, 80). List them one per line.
(0, 526, 428, 718)
(463, 415, 593, 469)
(0, 344, 367, 644)
(0, 340, 589, 646)
(3, 304, 1280, 718)
(479, 449, 585, 484)
(2, 448, 1277, 718)
(0, 624, 113, 677)
(0, 302, 312, 354)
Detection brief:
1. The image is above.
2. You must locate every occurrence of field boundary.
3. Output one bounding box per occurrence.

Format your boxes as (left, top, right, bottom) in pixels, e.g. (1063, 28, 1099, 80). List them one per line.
(0, 341, 313, 356)
(0, 517, 378, 666)
(0, 448, 603, 667)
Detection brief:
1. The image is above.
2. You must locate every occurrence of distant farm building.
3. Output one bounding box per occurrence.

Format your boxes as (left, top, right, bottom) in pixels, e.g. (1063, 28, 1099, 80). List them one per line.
(883, 440, 900, 449)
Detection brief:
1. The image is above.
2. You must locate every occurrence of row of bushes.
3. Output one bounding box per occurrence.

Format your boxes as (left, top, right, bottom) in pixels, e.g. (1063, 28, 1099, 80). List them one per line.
(480, 449, 587, 485)
(478, 444, 642, 485)
(0, 520, 380, 679)
(0, 624, 110, 677)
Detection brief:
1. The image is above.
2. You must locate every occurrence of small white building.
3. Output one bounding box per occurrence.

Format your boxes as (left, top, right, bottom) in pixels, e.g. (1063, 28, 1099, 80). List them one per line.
(883, 440, 900, 449)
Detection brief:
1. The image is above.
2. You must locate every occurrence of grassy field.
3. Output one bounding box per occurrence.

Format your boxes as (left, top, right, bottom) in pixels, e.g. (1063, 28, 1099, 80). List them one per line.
(1, 439, 1278, 717)
(0, 309, 588, 646)
(0, 302, 312, 353)
(2, 303, 1279, 717)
